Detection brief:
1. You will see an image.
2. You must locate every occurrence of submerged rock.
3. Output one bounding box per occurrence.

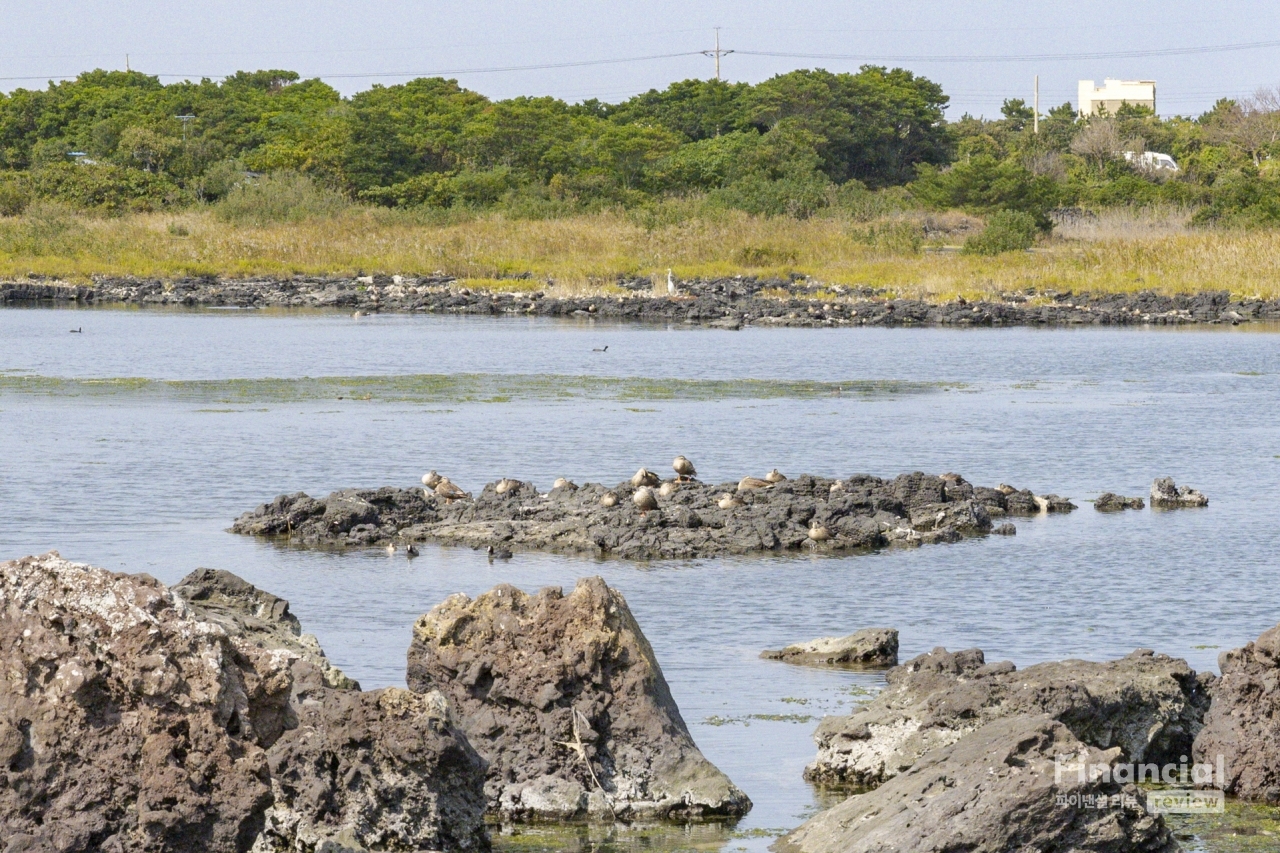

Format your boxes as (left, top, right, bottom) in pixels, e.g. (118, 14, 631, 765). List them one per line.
(406, 577, 751, 820)
(761, 628, 899, 668)
(1095, 492, 1146, 511)
(1150, 477, 1208, 508)
(1193, 622, 1280, 801)
(777, 716, 1177, 853)
(0, 553, 288, 852)
(806, 646, 1212, 790)
(232, 471, 1074, 560)
(174, 567, 359, 690)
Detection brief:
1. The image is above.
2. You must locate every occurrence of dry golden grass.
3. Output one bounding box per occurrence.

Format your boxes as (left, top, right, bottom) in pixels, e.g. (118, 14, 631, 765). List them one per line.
(3, 206, 1280, 301)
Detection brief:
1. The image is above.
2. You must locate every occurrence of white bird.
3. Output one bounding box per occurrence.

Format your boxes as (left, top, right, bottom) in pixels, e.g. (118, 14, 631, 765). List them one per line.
(385, 542, 397, 555)
(667, 269, 677, 295)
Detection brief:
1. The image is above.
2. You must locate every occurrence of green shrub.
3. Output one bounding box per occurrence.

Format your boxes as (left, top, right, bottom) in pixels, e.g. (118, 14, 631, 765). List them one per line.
(912, 156, 1061, 230)
(962, 209, 1038, 255)
(0, 172, 32, 216)
(29, 162, 181, 213)
(1191, 173, 1280, 227)
(215, 171, 350, 224)
(707, 171, 832, 218)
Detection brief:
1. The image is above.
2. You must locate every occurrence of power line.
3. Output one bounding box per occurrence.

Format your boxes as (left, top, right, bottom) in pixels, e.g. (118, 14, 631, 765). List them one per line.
(736, 37, 1280, 64)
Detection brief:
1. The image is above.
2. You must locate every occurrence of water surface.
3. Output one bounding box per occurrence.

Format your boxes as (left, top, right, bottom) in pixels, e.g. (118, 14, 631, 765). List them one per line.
(2, 306, 1278, 852)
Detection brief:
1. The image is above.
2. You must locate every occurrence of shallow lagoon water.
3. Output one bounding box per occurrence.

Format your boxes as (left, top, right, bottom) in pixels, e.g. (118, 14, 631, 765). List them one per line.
(3, 306, 1279, 852)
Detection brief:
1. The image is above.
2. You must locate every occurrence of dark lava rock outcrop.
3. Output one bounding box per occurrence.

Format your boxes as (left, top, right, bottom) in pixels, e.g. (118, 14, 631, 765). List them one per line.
(806, 646, 1212, 790)
(761, 628, 899, 668)
(406, 577, 751, 820)
(1094, 492, 1146, 511)
(1193, 622, 1280, 801)
(1150, 477, 1208, 508)
(0, 553, 488, 853)
(6, 276, 1278, 328)
(233, 471, 1073, 559)
(777, 715, 1177, 853)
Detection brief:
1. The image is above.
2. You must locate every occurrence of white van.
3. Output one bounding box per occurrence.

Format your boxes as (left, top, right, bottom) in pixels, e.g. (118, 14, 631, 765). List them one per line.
(1123, 151, 1180, 172)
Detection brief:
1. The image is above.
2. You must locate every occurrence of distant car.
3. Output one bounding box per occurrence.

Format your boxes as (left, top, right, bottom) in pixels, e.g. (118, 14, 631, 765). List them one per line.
(1124, 151, 1179, 172)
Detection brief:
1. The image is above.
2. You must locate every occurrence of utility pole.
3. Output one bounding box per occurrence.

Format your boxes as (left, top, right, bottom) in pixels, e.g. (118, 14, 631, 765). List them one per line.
(126, 54, 130, 72)
(1034, 75, 1040, 134)
(175, 114, 196, 143)
(702, 27, 734, 81)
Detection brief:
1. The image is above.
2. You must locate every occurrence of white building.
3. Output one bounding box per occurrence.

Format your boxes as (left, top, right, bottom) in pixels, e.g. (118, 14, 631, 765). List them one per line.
(1078, 79, 1156, 116)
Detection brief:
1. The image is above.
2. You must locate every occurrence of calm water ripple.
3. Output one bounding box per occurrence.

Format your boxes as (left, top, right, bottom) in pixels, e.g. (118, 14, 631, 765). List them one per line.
(2, 306, 1278, 851)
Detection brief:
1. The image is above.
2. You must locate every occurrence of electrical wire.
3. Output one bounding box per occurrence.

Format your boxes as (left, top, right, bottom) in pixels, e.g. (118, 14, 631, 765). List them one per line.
(735, 38, 1280, 64)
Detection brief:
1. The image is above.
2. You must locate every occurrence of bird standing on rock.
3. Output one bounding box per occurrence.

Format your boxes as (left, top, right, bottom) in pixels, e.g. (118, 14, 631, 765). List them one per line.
(422, 470, 442, 488)
(434, 478, 469, 502)
(631, 467, 661, 488)
(633, 486, 659, 514)
(672, 455, 697, 481)
(667, 269, 677, 295)
(808, 522, 831, 542)
(495, 478, 521, 495)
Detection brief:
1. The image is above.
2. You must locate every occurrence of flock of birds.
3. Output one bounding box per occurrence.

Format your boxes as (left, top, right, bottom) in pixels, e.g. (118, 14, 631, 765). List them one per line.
(396, 456, 833, 559)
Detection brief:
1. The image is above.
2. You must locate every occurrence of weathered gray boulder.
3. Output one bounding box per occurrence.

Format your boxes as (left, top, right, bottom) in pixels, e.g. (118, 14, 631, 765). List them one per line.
(0, 553, 290, 852)
(806, 646, 1212, 790)
(174, 568, 359, 691)
(255, 662, 488, 853)
(406, 577, 751, 820)
(761, 628, 898, 668)
(777, 715, 1177, 853)
(231, 471, 1065, 559)
(1150, 477, 1208, 508)
(1095, 492, 1146, 511)
(1193, 622, 1280, 801)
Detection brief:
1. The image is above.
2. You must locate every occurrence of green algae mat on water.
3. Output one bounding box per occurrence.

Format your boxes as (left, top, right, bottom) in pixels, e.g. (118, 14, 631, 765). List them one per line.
(0, 373, 959, 405)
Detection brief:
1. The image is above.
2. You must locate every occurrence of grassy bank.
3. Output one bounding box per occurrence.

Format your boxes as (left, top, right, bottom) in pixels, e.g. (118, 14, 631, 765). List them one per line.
(4, 206, 1280, 302)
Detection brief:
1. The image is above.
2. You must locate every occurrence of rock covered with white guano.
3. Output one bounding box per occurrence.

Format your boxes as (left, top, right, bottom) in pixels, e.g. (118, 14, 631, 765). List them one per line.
(406, 577, 751, 820)
(761, 628, 899, 668)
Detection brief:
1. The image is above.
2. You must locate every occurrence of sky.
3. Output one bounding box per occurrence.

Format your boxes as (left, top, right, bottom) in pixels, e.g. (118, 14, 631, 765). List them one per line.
(4, 1, 1280, 119)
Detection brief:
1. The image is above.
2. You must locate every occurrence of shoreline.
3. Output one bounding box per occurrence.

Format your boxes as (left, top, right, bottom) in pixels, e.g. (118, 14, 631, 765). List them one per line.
(6, 275, 1280, 328)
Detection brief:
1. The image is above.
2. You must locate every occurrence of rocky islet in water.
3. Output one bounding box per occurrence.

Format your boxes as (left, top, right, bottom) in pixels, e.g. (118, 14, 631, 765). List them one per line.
(5, 275, 1279, 328)
(231, 469, 1077, 559)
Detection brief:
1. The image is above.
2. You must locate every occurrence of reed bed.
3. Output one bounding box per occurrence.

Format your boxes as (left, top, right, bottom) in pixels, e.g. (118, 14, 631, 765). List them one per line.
(3, 206, 1280, 301)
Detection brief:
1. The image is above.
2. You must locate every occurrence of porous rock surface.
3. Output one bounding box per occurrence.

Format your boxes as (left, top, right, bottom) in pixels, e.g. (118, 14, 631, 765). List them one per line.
(1150, 477, 1208, 508)
(232, 472, 1074, 559)
(0, 553, 489, 853)
(173, 567, 359, 691)
(761, 628, 899, 668)
(406, 577, 751, 820)
(0, 552, 289, 852)
(806, 646, 1212, 790)
(5, 277, 1276, 328)
(776, 715, 1178, 853)
(1095, 492, 1146, 511)
(1193, 622, 1280, 801)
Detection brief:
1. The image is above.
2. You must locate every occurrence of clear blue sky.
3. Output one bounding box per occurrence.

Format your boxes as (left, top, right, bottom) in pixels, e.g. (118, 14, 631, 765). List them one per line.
(4, 0, 1279, 118)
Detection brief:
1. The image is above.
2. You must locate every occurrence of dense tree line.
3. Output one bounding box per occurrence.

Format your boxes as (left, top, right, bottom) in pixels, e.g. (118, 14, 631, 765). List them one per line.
(0, 67, 1278, 226)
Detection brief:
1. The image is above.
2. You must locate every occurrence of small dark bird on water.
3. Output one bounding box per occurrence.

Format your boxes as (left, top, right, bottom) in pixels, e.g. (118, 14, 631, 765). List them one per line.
(487, 545, 513, 561)
(592, 345, 608, 352)
(70, 328, 82, 333)
(405, 541, 419, 558)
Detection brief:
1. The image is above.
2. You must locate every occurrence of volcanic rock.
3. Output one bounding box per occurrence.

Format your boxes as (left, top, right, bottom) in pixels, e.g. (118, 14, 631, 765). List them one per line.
(405, 577, 751, 820)
(230, 472, 1067, 560)
(761, 628, 899, 668)
(806, 646, 1212, 790)
(1095, 493, 1146, 511)
(1150, 477, 1208, 508)
(1193, 622, 1280, 801)
(777, 716, 1177, 853)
